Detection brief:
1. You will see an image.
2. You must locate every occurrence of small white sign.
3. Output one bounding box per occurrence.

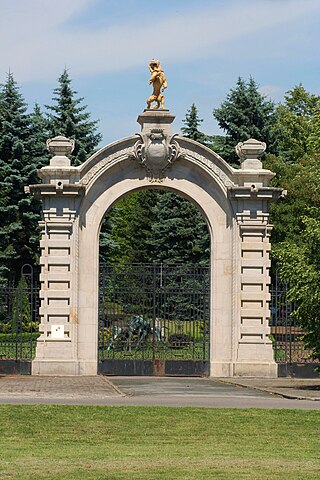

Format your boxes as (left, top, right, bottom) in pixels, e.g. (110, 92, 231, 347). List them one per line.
(51, 325, 64, 339)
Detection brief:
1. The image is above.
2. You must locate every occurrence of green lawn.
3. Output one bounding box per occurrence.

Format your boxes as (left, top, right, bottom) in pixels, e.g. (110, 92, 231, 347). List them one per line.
(0, 406, 319, 479)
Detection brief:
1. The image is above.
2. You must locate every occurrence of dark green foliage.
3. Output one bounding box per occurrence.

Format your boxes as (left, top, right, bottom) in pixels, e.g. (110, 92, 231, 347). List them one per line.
(151, 192, 210, 264)
(100, 190, 210, 265)
(266, 154, 320, 243)
(266, 130, 320, 365)
(100, 190, 159, 264)
(181, 103, 210, 145)
(0, 69, 103, 283)
(0, 332, 39, 341)
(273, 217, 320, 365)
(266, 87, 320, 364)
(46, 69, 102, 166)
(12, 276, 30, 333)
(265, 86, 320, 262)
(0, 73, 42, 284)
(213, 77, 276, 165)
(210, 134, 227, 157)
(308, 105, 320, 154)
(272, 85, 320, 163)
(29, 103, 50, 170)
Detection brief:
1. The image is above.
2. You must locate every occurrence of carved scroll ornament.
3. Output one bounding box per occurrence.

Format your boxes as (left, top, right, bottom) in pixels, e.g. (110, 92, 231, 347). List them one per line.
(133, 129, 180, 182)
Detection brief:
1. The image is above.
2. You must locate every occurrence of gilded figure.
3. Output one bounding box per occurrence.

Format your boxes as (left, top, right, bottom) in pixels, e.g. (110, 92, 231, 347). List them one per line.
(147, 59, 167, 109)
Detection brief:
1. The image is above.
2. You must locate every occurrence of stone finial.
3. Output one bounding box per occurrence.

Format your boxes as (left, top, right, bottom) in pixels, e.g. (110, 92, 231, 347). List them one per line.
(46, 135, 75, 166)
(236, 138, 266, 170)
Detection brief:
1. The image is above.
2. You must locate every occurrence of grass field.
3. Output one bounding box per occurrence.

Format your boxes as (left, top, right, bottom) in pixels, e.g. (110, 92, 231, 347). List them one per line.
(0, 406, 319, 479)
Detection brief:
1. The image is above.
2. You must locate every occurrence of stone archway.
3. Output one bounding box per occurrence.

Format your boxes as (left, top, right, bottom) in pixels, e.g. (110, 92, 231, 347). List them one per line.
(28, 110, 282, 377)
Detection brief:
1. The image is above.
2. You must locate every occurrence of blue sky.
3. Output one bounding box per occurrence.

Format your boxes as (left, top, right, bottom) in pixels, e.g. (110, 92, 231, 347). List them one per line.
(1, 0, 320, 147)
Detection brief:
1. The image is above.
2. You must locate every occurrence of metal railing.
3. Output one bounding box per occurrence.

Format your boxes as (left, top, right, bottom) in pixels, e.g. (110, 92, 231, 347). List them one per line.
(0, 264, 318, 369)
(98, 263, 210, 363)
(269, 274, 318, 364)
(0, 265, 40, 363)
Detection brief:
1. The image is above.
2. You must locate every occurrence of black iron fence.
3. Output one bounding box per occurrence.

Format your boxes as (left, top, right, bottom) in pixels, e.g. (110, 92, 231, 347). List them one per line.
(98, 263, 210, 375)
(0, 265, 40, 372)
(269, 275, 318, 365)
(0, 264, 318, 374)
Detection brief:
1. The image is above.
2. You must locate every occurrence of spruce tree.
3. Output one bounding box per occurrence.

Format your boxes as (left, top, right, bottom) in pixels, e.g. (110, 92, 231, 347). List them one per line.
(0, 73, 40, 284)
(213, 77, 276, 166)
(181, 103, 210, 145)
(100, 190, 159, 264)
(151, 192, 210, 265)
(46, 69, 102, 165)
(29, 103, 50, 169)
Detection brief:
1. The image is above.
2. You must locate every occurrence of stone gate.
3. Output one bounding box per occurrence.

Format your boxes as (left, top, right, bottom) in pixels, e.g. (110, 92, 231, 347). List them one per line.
(27, 109, 283, 377)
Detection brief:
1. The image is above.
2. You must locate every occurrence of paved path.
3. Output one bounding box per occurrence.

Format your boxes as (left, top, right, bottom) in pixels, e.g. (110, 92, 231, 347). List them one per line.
(218, 377, 320, 401)
(0, 375, 319, 409)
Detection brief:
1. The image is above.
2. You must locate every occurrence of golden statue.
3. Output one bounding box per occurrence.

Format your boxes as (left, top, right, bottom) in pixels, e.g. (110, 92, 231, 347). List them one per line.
(147, 59, 167, 109)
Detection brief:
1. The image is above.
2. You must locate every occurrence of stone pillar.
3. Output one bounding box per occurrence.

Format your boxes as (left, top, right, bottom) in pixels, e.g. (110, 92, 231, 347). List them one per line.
(28, 136, 84, 375)
(231, 139, 283, 377)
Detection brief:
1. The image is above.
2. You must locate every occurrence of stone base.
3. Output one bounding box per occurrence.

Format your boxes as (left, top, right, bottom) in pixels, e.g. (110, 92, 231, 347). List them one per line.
(32, 359, 98, 376)
(210, 361, 234, 377)
(233, 362, 278, 378)
(32, 359, 80, 376)
(210, 361, 278, 378)
(78, 360, 98, 375)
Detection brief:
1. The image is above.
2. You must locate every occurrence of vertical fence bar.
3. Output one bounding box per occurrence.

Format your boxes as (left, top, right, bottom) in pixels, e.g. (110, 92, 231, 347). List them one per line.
(152, 262, 156, 361)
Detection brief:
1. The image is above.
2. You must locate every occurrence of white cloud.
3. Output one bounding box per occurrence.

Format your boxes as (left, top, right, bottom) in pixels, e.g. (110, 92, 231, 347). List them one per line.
(1, 0, 320, 82)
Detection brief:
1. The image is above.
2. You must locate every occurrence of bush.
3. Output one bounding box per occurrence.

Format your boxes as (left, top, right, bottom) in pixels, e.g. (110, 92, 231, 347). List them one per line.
(0, 332, 40, 342)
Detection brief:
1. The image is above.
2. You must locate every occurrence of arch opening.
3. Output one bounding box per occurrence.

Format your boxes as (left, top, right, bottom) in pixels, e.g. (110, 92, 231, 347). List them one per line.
(97, 188, 211, 376)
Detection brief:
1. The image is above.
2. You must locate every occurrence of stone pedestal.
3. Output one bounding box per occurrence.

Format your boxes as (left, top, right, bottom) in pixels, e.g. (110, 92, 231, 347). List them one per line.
(28, 136, 83, 375)
(230, 139, 281, 377)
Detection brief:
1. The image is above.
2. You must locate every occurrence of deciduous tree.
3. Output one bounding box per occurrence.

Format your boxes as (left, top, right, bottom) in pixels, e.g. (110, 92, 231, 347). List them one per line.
(273, 85, 320, 163)
(274, 216, 320, 365)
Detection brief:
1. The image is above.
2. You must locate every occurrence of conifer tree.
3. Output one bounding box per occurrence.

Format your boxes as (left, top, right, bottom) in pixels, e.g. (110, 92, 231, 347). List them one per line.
(46, 69, 102, 165)
(0, 73, 40, 284)
(100, 190, 159, 264)
(29, 103, 50, 169)
(181, 103, 210, 144)
(151, 192, 210, 265)
(213, 77, 276, 165)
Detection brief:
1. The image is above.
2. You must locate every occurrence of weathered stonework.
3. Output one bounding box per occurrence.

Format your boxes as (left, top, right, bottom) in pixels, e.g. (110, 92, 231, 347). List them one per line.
(27, 118, 283, 377)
